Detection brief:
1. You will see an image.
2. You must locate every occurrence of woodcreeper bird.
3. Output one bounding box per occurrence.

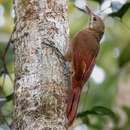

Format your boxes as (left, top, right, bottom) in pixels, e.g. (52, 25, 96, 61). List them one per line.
(65, 5, 105, 126)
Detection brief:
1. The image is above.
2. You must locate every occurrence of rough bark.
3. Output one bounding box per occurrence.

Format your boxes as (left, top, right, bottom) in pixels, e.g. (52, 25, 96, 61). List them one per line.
(11, 0, 69, 130)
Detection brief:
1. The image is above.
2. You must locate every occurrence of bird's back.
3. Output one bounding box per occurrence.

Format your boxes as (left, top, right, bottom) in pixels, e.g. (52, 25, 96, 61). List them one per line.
(72, 28, 100, 58)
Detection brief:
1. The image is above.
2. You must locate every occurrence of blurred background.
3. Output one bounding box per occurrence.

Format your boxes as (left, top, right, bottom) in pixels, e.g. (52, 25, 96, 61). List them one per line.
(0, 0, 130, 130)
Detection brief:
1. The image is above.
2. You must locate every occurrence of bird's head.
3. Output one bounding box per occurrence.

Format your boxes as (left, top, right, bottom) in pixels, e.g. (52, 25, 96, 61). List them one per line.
(85, 6, 105, 34)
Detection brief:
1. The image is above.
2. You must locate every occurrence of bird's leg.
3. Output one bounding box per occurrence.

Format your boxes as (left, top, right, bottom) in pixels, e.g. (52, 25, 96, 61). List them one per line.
(64, 40, 72, 62)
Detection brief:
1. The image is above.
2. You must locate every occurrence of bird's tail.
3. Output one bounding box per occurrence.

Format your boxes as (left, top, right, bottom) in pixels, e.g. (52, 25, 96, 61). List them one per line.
(67, 79, 82, 126)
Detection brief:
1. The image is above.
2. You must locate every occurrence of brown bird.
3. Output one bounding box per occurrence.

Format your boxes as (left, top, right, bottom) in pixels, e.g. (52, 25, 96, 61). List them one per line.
(65, 5, 105, 126)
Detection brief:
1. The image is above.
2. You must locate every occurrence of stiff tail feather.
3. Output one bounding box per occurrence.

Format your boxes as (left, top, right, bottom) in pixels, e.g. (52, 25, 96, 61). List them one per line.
(67, 80, 82, 126)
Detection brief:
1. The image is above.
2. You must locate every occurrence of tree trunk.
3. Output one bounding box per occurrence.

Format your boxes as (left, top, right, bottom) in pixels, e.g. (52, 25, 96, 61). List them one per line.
(11, 0, 69, 130)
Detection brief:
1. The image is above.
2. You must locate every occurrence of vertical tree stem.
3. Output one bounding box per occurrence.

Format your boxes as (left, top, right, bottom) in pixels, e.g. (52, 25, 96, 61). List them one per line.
(12, 0, 69, 130)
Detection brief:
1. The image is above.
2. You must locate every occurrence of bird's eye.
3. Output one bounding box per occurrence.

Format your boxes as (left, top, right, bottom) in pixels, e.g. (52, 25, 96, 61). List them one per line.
(93, 17, 96, 21)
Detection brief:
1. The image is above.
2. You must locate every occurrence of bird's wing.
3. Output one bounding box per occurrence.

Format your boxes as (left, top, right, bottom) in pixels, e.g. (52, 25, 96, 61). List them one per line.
(81, 53, 96, 83)
(73, 49, 97, 84)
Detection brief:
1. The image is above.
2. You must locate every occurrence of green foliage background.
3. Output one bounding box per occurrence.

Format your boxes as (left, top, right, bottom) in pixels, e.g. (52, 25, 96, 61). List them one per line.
(0, 0, 130, 130)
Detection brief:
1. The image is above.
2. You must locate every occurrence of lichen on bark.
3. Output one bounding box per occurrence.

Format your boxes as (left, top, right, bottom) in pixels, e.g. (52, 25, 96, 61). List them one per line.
(11, 0, 69, 130)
